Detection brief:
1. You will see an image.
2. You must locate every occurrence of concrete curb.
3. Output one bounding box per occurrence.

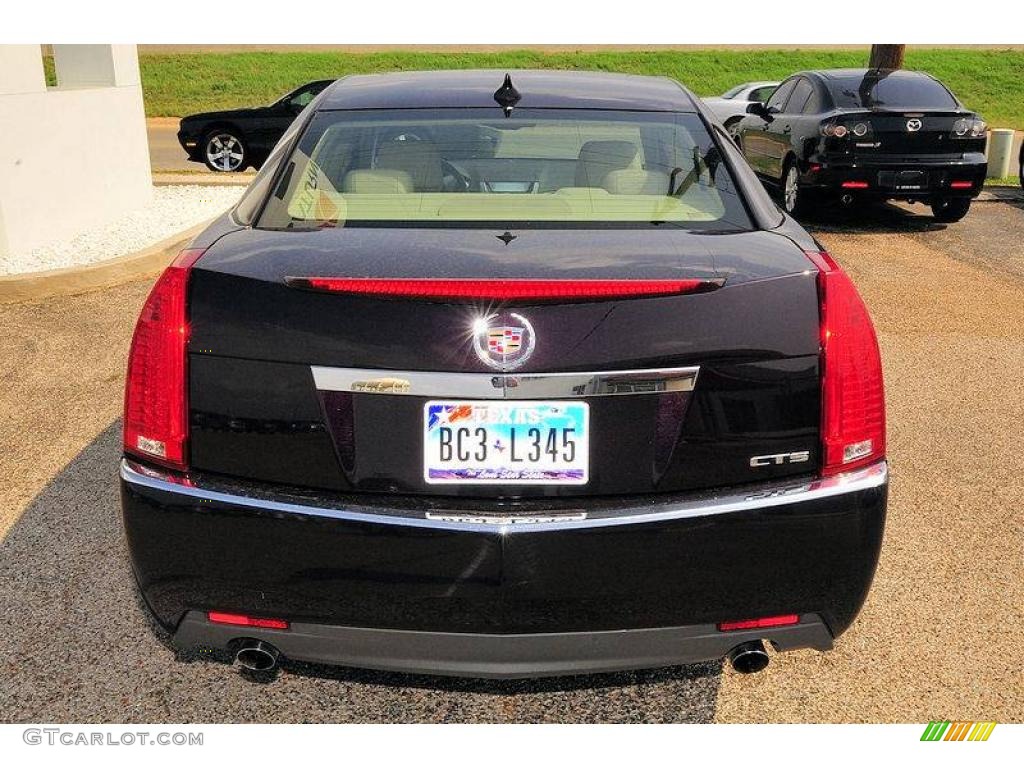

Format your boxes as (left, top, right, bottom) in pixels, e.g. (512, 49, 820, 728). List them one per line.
(153, 172, 252, 187)
(0, 221, 209, 304)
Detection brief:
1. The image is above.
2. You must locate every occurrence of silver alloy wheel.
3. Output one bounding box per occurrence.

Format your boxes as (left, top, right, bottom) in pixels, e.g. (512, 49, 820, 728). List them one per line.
(205, 133, 245, 172)
(783, 165, 799, 212)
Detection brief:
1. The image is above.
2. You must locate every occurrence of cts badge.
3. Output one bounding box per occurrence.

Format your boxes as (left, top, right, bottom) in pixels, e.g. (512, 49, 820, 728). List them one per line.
(473, 312, 536, 371)
(749, 451, 811, 468)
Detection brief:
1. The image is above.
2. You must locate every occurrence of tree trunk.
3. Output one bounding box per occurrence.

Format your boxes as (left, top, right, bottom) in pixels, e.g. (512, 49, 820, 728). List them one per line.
(869, 45, 906, 70)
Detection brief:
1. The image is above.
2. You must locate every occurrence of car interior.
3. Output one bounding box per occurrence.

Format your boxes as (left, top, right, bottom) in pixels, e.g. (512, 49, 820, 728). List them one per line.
(272, 116, 736, 225)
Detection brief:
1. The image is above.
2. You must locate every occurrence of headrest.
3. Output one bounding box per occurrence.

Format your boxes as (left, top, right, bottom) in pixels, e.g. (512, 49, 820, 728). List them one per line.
(601, 169, 672, 196)
(575, 140, 640, 187)
(342, 170, 413, 194)
(376, 140, 443, 191)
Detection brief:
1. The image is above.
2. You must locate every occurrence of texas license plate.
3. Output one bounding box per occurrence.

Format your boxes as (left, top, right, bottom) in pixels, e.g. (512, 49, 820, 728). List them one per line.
(423, 400, 589, 485)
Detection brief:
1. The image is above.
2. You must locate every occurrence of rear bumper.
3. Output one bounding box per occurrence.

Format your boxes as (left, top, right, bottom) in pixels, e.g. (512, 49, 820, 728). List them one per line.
(121, 458, 887, 677)
(173, 609, 833, 679)
(806, 153, 987, 198)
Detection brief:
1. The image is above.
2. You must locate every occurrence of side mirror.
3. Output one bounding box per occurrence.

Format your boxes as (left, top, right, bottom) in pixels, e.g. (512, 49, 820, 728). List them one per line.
(746, 101, 770, 119)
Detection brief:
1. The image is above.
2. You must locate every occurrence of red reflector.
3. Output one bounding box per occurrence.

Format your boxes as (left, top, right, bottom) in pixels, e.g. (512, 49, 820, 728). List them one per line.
(809, 163, 822, 173)
(123, 248, 205, 471)
(805, 250, 886, 476)
(718, 614, 800, 632)
(286, 277, 724, 301)
(207, 612, 290, 630)
(950, 181, 973, 189)
(841, 181, 869, 189)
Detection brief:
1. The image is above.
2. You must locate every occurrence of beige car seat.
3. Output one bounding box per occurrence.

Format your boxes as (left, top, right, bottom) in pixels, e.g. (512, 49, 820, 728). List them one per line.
(376, 140, 444, 192)
(574, 140, 640, 187)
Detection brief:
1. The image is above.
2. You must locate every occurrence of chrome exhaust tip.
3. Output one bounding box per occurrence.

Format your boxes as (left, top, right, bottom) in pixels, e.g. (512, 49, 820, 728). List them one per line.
(234, 639, 280, 672)
(727, 640, 770, 674)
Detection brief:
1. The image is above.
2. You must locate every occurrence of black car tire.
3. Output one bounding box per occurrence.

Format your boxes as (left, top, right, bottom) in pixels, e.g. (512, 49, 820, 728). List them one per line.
(203, 130, 247, 173)
(930, 196, 972, 223)
(781, 159, 810, 217)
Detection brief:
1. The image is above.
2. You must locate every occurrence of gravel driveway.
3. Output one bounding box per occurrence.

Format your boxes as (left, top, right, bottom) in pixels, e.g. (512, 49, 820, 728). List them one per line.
(1, 199, 1022, 723)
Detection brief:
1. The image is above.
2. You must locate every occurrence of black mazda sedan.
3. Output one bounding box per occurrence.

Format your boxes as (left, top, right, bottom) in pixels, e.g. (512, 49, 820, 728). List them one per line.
(736, 69, 987, 221)
(177, 80, 333, 172)
(122, 70, 888, 679)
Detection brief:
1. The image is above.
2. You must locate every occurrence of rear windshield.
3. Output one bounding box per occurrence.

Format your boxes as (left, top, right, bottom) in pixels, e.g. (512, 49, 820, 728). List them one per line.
(828, 72, 958, 110)
(256, 108, 751, 231)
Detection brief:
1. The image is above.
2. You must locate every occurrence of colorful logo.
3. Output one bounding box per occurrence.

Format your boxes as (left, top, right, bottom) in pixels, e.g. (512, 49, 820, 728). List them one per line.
(473, 312, 536, 371)
(488, 326, 523, 356)
(920, 721, 996, 741)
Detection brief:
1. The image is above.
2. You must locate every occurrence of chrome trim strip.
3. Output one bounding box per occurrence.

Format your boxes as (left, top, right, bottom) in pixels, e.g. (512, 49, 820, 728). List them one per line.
(121, 459, 887, 534)
(310, 365, 700, 399)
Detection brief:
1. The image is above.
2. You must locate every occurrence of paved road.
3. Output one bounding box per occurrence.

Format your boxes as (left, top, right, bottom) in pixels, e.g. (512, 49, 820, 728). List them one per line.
(147, 117, 190, 172)
(1, 200, 1022, 722)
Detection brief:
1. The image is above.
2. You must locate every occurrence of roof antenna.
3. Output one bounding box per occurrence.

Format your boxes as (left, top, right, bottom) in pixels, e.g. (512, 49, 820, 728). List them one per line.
(493, 73, 521, 117)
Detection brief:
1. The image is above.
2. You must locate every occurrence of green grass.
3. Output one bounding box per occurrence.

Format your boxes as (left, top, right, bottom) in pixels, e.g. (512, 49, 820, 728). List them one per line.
(984, 176, 1021, 187)
(133, 48, 1024, 128)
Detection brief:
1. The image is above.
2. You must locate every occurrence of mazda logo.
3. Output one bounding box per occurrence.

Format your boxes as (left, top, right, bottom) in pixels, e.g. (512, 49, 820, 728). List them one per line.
(906, 118, 923, 132)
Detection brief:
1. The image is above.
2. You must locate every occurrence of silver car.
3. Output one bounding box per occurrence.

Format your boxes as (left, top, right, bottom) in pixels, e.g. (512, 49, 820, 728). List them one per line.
(702, 81, 779, 132)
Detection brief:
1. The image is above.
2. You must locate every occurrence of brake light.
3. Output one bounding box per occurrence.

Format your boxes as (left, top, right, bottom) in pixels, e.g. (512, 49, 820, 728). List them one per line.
(123, 248, 204, 471)
(841, 181, 870, 189)
(207, 612, 290, 630)
(805, 250, 886, 476)
(851, 122, 871, 137)
(718, 614, 799, 631)
(821, 123, 849, 138)
(950, 181, 974, 189)
(952, 117, 986, 138)
(285, 277, 725, 301)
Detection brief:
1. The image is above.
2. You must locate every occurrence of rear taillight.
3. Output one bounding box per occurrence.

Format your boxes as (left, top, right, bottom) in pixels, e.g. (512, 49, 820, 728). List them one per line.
(821, 122, 849, 138)
(805, 250, 886, 476)
(952, 117, 986, 138)
(822, 121, 872, 140)
(123, 248, 204, 471)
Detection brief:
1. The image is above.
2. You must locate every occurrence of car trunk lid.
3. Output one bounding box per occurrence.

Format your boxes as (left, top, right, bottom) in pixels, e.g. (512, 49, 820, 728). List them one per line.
(838, 109, 970, 159)
(186, 226, 823, 498)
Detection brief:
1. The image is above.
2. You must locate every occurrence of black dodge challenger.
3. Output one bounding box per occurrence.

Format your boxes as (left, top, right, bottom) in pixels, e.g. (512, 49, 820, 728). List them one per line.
(736, 68, 987, 221)
(177, 80, 333, 172)
(122, 70, 888, 679)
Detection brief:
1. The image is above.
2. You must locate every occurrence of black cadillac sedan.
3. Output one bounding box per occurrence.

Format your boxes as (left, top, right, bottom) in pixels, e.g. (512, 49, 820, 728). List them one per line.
(177, 80, 333, 172)
(736, 69, 987, 221)
(122, 70, 888, 679)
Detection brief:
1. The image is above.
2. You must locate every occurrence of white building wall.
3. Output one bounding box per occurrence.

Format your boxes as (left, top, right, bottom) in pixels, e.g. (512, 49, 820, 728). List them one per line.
(0, 45, 151, 260)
